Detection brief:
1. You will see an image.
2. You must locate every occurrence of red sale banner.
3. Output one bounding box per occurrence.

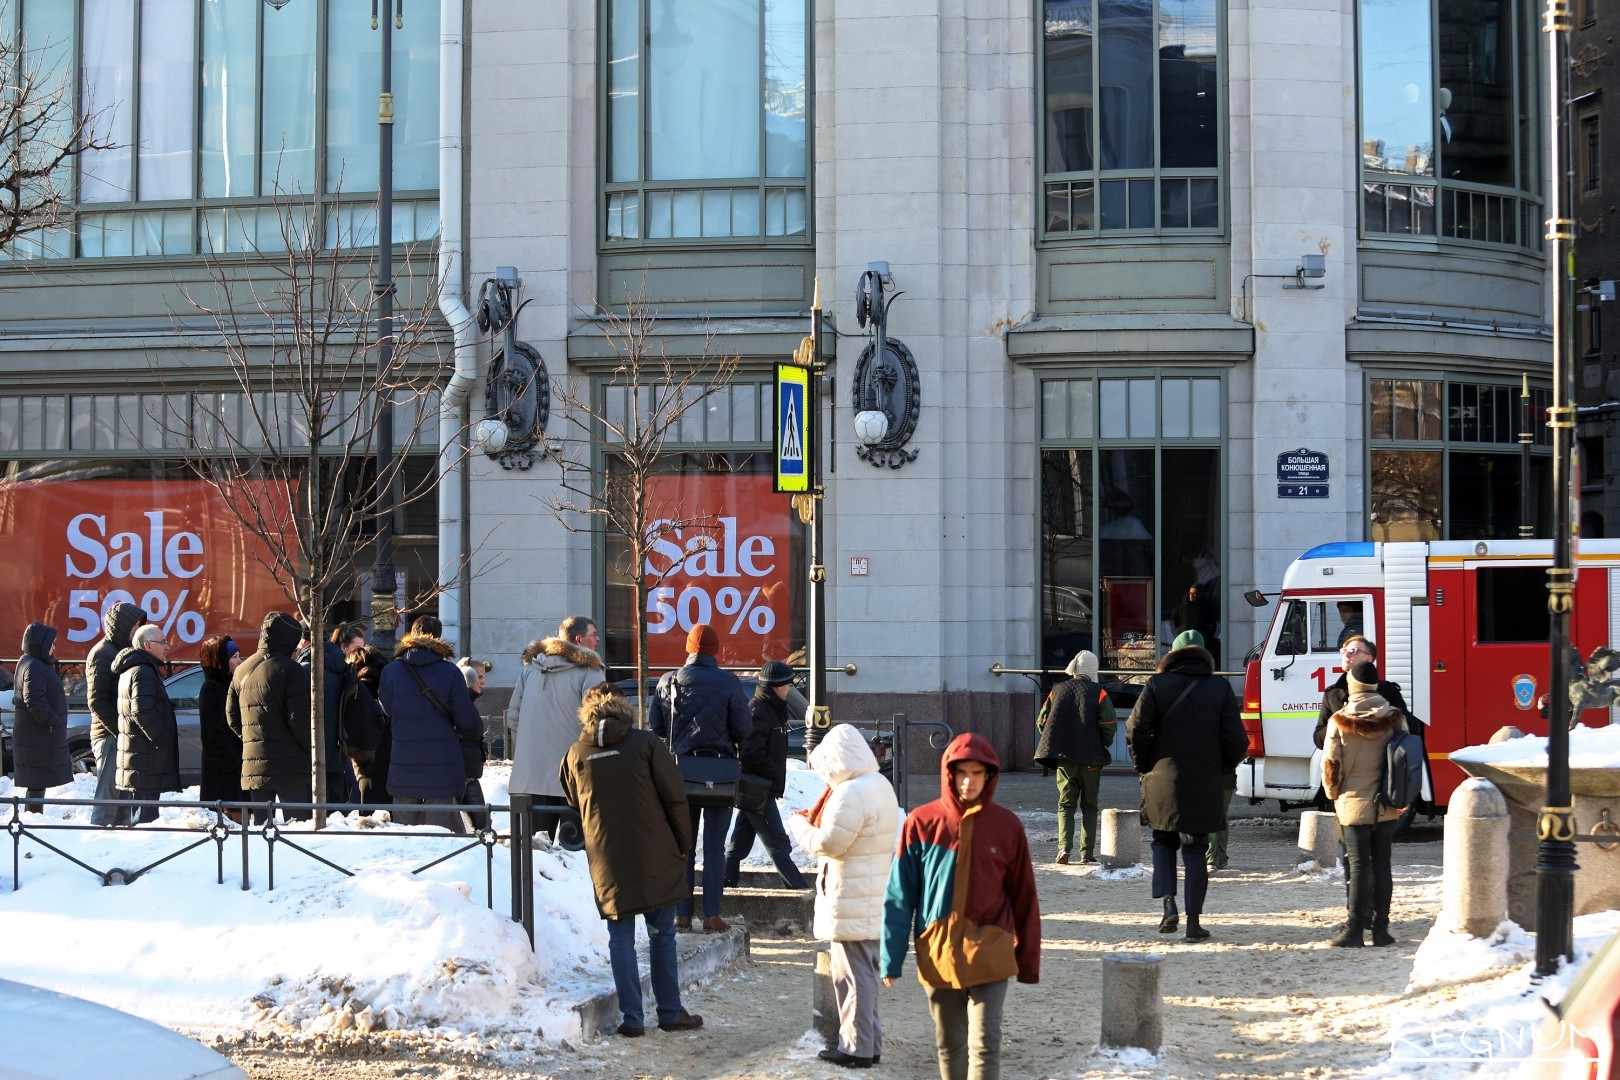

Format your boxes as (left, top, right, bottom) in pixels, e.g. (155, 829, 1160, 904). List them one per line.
(642, 474, 796, 668)
(0, 479, 295, 663)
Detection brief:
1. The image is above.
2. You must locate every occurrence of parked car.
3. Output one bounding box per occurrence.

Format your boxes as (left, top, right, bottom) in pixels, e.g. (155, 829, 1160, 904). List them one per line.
(1531, 927, 1620, 1079)
(2, 666, 205, 788)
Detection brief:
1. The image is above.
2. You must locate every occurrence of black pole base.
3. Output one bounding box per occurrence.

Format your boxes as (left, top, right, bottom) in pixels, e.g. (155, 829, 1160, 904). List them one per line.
(1534, 830, 1578, 976)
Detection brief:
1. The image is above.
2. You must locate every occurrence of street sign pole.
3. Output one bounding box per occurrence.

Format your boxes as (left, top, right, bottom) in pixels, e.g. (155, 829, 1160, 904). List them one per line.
(805, 280, 831, 753)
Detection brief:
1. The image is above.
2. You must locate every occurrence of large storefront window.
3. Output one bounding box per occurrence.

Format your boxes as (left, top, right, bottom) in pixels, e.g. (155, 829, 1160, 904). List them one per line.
(1368, 377, 1552, 538)
(4, 0, 440, 260)
(1359, 0, 1540, 249)
(598, 381, 806, 671)
(1040, 374, 1225, 678)
(602, 0, 808, 243)
(1040, 0, 1223, 237)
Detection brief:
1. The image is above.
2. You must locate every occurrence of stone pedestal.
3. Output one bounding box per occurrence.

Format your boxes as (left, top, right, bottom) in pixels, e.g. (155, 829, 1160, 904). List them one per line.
(1100, 809, 1141, 869)
(1441, 778, 1510, 936)
(1298, 810, 1340, 871)
(811, 947, 839, 1045)
(1451, 757, 1620, 927)
(1100, 953, 1163, 1051)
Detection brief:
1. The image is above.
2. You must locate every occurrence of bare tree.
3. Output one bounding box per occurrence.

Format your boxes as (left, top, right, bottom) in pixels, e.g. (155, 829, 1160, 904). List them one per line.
(0, 17, 117, 251)
(160, 192, 468, 821)
(546, 293, 742, 726)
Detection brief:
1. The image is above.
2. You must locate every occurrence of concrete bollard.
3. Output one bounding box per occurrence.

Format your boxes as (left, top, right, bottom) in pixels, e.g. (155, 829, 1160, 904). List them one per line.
(811, 947, 839, 1044)
(1100, 809, 1142, 869)
(1100, 953, 1163, 1051)
(1442, 778, 1511, 937)
(1299, 810, 1340, 871)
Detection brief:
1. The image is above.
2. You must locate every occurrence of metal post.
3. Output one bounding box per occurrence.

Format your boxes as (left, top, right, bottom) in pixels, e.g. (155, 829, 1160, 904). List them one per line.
(1520, 374, 1535, 538)
(1536, 0, 1579, 977)
(372, 0, 399, 654)
(806, 281, 831, 752)
(892, 712, 908, 809)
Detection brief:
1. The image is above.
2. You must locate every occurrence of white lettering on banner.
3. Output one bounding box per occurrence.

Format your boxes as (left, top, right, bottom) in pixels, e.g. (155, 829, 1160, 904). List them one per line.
(65, 511, 205, 580)
(643, 517, 780, 639)
(63, 510, 209, 644)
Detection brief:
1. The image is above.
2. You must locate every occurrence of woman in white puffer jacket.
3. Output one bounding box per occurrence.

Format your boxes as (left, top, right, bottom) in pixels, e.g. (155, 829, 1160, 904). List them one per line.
(787, 723, 901, 1069)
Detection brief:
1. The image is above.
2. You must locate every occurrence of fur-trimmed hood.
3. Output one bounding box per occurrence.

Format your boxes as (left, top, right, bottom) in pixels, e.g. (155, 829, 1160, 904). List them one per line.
(396, 632, 454, 659)
(522, 636, 603, 670)
(1156, 643, 1214, 676)
(1332, 694, 1401, 737)
(578, 690, 636, 748)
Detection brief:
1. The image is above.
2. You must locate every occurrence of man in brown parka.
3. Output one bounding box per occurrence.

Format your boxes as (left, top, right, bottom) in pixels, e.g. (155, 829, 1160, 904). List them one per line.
(560, 684, 703, 1038)
(1322, 660, 1407, 948)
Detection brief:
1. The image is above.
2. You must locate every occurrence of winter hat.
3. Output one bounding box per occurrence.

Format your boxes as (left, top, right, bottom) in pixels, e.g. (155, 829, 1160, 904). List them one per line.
(758, 660, 794, 687)
(1066, 650, 1100, 680)
(1171, 629, 1204, 651)
(1347, 661, 1380, 696)
(686, 623, 719, 656)
(223, 640, 240, 659)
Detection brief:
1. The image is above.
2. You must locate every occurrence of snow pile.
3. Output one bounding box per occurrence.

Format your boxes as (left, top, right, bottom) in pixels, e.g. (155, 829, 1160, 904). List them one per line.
(1450, 723, 1620, 769)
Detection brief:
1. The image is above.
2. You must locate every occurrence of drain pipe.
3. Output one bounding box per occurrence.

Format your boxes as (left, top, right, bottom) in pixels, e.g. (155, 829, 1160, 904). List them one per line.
(435, 0, 477, 655)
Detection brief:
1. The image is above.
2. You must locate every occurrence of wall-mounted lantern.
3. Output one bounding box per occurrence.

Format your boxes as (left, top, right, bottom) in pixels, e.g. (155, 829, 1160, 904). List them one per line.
(476, 267, 550, 471)
(851, 262, 920, 469)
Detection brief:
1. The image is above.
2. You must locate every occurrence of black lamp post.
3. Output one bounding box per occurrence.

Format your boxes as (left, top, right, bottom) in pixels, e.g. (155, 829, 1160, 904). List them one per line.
(1536, 0, 1578, 978)
(269, 0, 404, 648)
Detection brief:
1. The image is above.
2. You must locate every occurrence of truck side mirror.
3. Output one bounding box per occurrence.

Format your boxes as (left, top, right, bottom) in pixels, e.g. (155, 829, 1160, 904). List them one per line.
(1243, 590, 1270, 608)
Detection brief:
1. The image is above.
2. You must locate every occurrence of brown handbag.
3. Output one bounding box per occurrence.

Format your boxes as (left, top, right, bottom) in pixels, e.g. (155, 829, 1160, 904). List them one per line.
(913, 808, 1020, 988)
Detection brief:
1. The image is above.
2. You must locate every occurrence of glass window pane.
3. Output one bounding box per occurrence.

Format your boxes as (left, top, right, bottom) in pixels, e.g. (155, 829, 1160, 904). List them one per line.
(201, 0, 259, 198)
(1040, 447, 1094, 672)
(0, 398, 19, 453)
(1190, 178, 1219, 227)
(116, 394, 141, 449)
(1100, 179, 1126, 229)
(731, 383, 758, 442)
(1438, 0, 1514, 187)
(391, 5, 440, 190)
(139, 0, 196, 200)
(702, 189, 731, 237)
(648, 0, 760, 180)
(1098, 447, 1156, 665)
(81, 0, 136, 202)
(1042, 381, 1069, 440)
(1097, 0, 1153, 170)
(1370, 378, 1393, 440)
(1371, 448, 1443, 539)
(648, 190, 673, 238)
(764, 188, 784, 236)
(785, 189, 807, 235)
(1419, 380, 1443, 439)
(1360, 0, 1433, 184)
(707, 384, 731, 441)
(1099, 379, 1127, 438)
(763, 0, 806, 178)
(1162, 447, 1223, 661)
(731, 189, 759, 236)
(608, 0, 641, 183)
(42, 395, 66, 451)
(262, 0, 317, 194)
(1191, 378, 1221, 437)
(620, 193, 641, 239)
(1045, 182, 1072, 232)
(1127, 378, 1155, 437)
(1159, 0, 1218, 168)
(327, 0, 378, 193)
(1160, 178, 1189, 229)
(672, 190, 701, 236)
(1067, 379, 1095, 438)
(1128, 177, 1153, 228)
(1161, 378, 1190, 438)
(1044, 0, 1094, 174)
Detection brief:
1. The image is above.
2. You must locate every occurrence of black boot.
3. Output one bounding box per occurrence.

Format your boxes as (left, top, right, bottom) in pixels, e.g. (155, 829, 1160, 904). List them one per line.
(1158, 897, 1179, 934)
(1371, 919, 1396, 947)
(1330, 920, 1364, 948)
(1184, 915, 1210, 942)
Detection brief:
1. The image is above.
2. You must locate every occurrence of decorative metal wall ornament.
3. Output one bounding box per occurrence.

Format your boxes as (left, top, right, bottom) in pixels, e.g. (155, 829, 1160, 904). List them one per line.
(476, 272, 550, 471)
(851, 265, 920, 469)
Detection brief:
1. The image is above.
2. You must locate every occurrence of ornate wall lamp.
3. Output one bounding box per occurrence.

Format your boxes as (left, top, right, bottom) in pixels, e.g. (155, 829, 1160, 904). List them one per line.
(475, 267, 550, 471)
(851, 262, 920, 469)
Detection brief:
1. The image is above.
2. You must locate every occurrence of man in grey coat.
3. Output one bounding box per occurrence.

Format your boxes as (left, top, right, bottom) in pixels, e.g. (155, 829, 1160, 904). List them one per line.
(506, 615, 606, 846)
(85, 602, 145, 826)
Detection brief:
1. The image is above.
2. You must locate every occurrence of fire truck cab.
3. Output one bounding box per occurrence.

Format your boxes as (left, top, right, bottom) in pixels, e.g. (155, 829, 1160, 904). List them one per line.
(1239, 540, 1620, 812)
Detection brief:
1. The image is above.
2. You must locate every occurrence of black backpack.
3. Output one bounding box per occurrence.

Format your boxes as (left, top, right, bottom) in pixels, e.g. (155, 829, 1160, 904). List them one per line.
(1378, 729, 1426, 810)
(338, 679, 385, 761)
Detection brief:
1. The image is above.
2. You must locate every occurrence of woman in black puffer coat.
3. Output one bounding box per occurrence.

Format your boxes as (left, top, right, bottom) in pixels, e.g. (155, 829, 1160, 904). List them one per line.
(197, 635, 245, 815)
(13, 623, 71, 812)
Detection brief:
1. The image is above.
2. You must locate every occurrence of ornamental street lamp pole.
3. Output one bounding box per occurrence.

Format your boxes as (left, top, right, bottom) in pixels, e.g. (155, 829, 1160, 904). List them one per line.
(372, 0, 400, 654)
(1536, 0, 1579, 978)
(805, 280, 831, 753)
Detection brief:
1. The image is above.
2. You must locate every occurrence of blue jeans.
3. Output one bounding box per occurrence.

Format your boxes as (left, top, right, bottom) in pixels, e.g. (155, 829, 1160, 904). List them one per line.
(91, 735, 132, 827)
(606, 904, 682, 1029)
(678, 805, 732, 919)
(724, 800, 808, 888)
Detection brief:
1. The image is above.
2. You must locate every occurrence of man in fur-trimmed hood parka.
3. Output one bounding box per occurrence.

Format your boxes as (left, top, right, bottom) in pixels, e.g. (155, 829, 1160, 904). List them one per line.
(506, 616, 606, 841)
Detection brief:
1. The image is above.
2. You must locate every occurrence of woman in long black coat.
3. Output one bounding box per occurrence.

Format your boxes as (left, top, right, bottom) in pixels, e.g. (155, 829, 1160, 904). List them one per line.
(197, 635, 245, 816)
(13, 622, 70, 812)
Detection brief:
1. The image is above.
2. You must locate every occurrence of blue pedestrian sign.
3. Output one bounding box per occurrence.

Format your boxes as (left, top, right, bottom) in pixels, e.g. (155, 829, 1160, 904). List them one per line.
(775, 362, 810, 493)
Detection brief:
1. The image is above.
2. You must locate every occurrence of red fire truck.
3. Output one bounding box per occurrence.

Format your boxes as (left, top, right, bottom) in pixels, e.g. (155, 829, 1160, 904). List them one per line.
(1238, 540, 1618, 812)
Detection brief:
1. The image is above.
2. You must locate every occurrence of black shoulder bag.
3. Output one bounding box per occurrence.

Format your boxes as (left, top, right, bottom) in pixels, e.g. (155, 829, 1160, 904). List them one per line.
(663, 681, 741, 808)
(406, 663, 486, 780)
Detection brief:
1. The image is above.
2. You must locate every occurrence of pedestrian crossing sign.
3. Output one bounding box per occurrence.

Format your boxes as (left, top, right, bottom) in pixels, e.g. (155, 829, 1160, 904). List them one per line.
(775, 362, 810, 493)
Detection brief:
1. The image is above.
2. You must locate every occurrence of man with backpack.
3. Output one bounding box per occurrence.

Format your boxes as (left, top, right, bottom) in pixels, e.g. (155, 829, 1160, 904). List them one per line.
(1321, 660, 1411, 947)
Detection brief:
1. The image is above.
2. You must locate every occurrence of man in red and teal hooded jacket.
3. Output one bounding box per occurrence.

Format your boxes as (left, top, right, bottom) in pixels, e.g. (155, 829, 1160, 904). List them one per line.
(881, 733, 1039, 1078)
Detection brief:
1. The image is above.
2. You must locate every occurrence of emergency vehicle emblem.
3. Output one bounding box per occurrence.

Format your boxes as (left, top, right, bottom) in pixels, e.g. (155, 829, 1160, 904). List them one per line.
(1512, 674, 1537, 711)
